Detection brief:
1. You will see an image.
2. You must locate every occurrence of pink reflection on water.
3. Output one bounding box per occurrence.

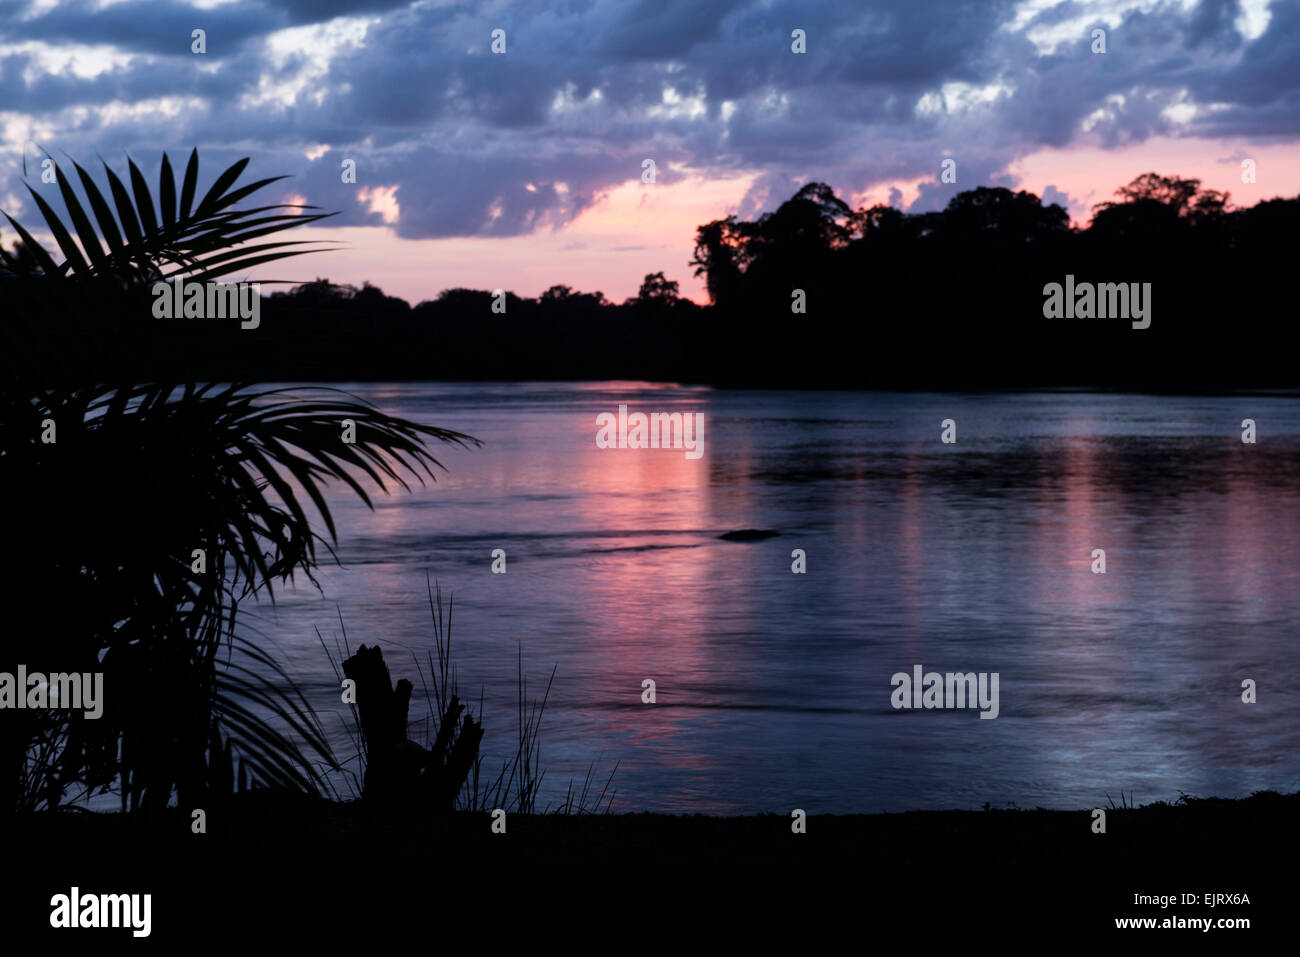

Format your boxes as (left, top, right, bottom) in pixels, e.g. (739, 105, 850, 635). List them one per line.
(899, 451, 925, 655)
(564, 416, 762, 811)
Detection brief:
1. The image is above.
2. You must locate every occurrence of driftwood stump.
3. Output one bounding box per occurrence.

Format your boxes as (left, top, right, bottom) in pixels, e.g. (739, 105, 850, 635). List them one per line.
(342, 644, 483, 810)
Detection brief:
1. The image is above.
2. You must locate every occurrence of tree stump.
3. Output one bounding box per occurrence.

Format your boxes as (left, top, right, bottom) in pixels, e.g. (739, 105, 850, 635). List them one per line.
(342, 644, 482, 811)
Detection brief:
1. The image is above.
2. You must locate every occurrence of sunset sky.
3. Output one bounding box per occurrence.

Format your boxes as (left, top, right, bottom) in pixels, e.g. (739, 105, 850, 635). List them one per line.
(1, 0, 1297, 304)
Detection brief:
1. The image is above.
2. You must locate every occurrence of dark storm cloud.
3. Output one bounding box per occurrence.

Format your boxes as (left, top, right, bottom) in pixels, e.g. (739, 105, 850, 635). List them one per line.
(601, 0, 752, 59)
(1184, 0, 1300, 133)
(9, 0, 421, 54)
(281, 144, 631, 237)
(1, 0, 1296, 235)
(10, 0, 277, 56)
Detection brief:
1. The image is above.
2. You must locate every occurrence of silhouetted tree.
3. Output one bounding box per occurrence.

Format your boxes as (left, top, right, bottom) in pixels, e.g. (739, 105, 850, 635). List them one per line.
(690, 215, 744, 306)
(627, 271, 680, 307)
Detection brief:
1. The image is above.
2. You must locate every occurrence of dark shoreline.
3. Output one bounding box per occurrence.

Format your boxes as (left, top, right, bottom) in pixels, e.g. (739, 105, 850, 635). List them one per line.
(8, 788, 1292, 941)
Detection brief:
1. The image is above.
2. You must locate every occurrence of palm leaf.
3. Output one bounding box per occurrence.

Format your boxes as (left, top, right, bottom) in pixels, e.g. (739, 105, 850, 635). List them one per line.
(179, 147, 199, 220)
(24, 185, 90, 278)
(101, 160, 144, 252)
(1, 211, 60, 276)
(71, 160, 125, 261)
(4, 152, 338, 304)
(127, 156, 159, 238)
(1, 150, 482, 813)
(195, 157, 251, 214)
(159, 152, 176, 229)
(52, 157, 108, 271)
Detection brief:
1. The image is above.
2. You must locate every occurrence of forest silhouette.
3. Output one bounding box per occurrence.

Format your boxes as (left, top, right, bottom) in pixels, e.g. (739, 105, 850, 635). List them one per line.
(11, 171, 1299, 388)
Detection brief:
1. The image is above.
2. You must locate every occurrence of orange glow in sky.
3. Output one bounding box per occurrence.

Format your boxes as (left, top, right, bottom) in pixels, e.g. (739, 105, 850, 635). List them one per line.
(237, 139, 1300, 306)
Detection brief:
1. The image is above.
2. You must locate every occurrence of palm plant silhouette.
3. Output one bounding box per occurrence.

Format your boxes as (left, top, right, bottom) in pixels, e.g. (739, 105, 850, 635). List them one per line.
(0, 150, 477, 812)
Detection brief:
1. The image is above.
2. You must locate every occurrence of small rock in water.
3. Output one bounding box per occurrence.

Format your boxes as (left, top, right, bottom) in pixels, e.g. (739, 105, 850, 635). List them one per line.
(718, 529, 780, 541)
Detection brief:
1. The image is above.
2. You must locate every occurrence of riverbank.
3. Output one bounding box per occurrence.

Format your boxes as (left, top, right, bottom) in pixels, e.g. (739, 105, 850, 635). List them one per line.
(6, 788, 1290, 942)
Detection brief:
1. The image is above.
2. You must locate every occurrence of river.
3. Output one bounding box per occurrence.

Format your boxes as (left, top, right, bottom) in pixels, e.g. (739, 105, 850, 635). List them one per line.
(242, 382, 1300, 814)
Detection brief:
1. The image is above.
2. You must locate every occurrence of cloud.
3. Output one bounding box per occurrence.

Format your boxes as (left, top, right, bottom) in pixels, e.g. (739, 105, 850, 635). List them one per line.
(0, 0, 1295, 240)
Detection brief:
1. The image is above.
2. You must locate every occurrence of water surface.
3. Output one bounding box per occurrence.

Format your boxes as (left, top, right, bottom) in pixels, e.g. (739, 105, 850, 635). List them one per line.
(247, 383, 1300, 813)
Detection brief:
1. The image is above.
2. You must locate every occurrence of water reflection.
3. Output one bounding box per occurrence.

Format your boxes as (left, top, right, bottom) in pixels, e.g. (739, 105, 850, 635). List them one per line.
(254, 385, 1300, 813)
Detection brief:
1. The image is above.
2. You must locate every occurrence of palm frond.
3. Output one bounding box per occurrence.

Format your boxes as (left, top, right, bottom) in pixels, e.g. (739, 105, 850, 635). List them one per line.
(0, 150, 482, 813)
(2, 149, 339, 293)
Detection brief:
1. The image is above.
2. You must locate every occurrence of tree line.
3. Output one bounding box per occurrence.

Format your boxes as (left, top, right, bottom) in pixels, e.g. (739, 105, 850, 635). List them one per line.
(11, 172, 1298, 388)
